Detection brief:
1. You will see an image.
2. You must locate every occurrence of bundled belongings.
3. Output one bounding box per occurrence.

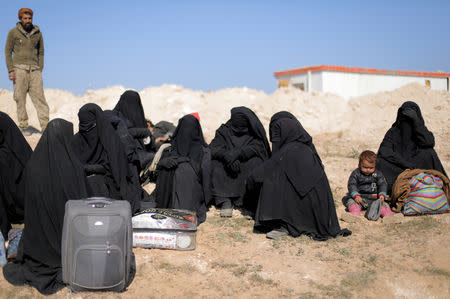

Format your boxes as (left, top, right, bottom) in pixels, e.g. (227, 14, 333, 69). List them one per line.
(132, 208, 197, 250)
(62, 198, 135, 292)
(391, 169, 449, 215)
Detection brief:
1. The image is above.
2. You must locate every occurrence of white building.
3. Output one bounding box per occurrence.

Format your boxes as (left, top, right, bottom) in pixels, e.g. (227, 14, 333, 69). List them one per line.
(274, 65, 450, 99)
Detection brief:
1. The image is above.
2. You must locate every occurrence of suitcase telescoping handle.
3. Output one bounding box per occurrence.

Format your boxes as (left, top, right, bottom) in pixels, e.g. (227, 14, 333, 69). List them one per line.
(85, 197, 114, 208)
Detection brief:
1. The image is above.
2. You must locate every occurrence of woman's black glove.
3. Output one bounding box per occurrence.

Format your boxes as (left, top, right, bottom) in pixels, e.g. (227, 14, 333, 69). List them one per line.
(128, 128, 152, 138)
(228, 160, 241, 173)
(223, 149, 241, 165)
(157, 158, 178, 169)
(84, 164, 106, 175)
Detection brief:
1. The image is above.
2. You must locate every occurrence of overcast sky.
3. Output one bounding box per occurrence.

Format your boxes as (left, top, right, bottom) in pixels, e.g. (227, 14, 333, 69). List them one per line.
(1, 0, 449, 95)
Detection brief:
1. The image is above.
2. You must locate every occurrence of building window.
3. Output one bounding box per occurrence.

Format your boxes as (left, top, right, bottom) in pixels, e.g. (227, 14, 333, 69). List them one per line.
(278, 79, 290, 88)
(292, 83, 305, 91)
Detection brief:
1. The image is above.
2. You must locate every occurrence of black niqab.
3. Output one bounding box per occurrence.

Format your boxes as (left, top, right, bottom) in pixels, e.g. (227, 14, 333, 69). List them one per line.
(393, 101, 428, 159)
(228, 107, 271, 155)
(113, 90, 147, 129)
(230, 111, 249, 135)
(0, 112, 32, 238)
(269, 111, 320, 159)
(3, 119, 88, 295)
(172, 114, 207, 164)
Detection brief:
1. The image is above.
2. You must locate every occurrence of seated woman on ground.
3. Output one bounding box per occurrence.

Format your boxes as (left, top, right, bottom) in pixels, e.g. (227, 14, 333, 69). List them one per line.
(376, 101, 447, 195)
(210, 106, 270, 217)
(3, 118, 88, 295)
(248, 111, 351, 240)
(71, 103, 141, 213)
(0, 112, 32, 242)
(154, 114, 211, 224)
(342, 150, 398, 221)
(113, 90, 156, 174)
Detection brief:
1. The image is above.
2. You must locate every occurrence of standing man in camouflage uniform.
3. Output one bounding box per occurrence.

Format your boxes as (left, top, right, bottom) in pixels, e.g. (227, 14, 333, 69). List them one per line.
(5, 8, 49, 135)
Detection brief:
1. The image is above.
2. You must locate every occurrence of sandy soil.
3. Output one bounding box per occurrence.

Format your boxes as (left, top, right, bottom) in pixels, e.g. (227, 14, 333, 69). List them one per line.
(0, 84, 449, 298)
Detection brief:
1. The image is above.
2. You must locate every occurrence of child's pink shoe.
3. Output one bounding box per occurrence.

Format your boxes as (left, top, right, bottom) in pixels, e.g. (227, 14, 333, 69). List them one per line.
(380, 206, 395, 217)
(348, 204, 361, 216)
(381, 206, 404, 224)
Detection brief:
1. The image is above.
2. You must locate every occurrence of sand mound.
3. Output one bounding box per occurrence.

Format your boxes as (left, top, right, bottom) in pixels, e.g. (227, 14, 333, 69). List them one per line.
(0, 83, 448, 145)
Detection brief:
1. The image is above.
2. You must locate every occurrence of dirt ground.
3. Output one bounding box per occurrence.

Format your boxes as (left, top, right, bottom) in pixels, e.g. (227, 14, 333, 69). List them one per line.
(0, 133, 449, 299)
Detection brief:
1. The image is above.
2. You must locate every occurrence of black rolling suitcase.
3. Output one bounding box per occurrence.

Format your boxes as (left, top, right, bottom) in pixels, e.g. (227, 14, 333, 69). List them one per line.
(61, 198, 134, 292)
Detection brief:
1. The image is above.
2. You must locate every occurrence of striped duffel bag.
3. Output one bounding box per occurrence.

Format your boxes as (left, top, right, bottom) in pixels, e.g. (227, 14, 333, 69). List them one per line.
(403, 172, 450, 216)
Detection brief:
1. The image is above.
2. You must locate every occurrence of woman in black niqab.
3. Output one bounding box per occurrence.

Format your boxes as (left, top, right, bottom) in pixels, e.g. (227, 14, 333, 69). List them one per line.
(113, 90, 155, 173)
(252, 113, 351, 241)
(3, 119, 88, 295)
(210, 107, 270, 215)
(0, 112, 32, 239)
(71, 103, 141, 213)
(155, 114, 211, 224)
(377, 101, 447, 194)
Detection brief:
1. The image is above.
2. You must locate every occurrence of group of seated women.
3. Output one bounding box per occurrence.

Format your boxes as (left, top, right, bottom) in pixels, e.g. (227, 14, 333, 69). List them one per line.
(0, 91, 447, 294)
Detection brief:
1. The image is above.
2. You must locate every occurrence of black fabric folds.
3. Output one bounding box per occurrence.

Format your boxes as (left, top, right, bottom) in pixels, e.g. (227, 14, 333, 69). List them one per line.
(0, 112, 32, 238)
(71, 103, 140, 213)
(252, 115, 351, 241)
(103, 109, 139, 164)
(3, 119, 88, 295)
(377, 101, 447, 194)
(155, 115, 211, 223)
(103, 109, 150, 202)
(210, 107, 270, 206)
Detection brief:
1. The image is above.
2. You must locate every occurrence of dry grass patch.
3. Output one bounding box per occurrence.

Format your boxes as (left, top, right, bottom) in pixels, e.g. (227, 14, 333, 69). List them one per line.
(157, 261, 196, 274)
(309, 280, 352, 298)
(423, 267, 450, 278)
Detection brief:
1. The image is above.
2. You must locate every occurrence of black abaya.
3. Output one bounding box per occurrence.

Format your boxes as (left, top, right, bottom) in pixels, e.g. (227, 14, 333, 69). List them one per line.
(377, 101, 447, 194)
(155, 115, 211, 223)
(210, 107, 270, 206)
(0, 112, 32, 238)
(71, 103, 141, 213)
(113, 90, 155, 171)
(253, 116, 351, 241)
(3, 119, 88, 294)
(103, 109, 150, 201)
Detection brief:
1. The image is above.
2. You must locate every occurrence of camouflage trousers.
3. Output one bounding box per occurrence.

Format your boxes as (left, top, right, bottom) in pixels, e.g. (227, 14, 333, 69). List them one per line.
(13, 65, 49, 130)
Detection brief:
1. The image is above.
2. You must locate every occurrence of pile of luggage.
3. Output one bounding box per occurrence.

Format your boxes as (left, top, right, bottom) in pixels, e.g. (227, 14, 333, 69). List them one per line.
(61, 198, 197, 292)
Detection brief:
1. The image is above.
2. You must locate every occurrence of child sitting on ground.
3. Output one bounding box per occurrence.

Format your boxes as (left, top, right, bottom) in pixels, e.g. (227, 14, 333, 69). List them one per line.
(343, 150, 396, 219)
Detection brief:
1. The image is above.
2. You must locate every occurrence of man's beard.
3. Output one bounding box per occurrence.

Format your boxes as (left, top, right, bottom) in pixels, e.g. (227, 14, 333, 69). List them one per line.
(22, 23, 33, 32)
